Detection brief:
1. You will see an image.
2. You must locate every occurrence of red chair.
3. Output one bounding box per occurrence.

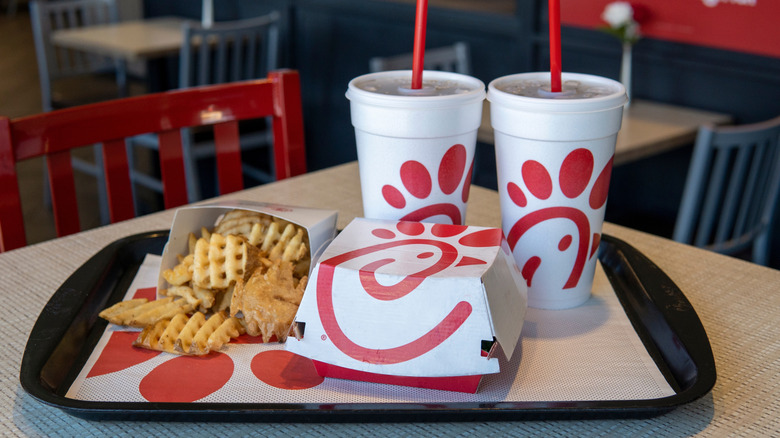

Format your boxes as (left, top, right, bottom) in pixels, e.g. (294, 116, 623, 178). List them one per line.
(0, 70, 306, 253)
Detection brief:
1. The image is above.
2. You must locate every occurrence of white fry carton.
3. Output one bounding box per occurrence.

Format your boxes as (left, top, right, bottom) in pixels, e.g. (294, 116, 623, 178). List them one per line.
(285, 218, 528, 393)
(157, 200, 338, 295)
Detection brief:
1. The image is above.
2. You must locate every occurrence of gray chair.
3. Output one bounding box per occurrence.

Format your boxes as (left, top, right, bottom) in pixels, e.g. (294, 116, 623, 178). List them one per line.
(369, 42, 470, 74)
(30, 0, 128, 223)
(673, 115, 780, 265)
(130, 13, 281, 203)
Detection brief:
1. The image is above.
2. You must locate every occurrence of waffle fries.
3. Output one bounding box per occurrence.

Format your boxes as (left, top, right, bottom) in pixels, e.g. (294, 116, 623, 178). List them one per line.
(99, 297, 197, 328)
(132, 311, 245, 356)
(213, 210, 271, 240)
(100, 208, 312, 355)
(191, 232, 263, 290)
(231, 259, 307, 342)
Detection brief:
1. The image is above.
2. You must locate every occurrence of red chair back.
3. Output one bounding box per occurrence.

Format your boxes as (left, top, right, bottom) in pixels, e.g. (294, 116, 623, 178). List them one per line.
(0, 70, 306, 252)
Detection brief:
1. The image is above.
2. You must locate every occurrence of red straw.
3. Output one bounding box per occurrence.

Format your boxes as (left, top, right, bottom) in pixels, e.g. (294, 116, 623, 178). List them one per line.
(411, 0, 428, 89)
(548, 0, 562, 92)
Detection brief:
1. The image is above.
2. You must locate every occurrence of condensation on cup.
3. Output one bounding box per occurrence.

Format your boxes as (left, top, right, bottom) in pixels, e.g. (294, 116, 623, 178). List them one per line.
(347, 70, 485, 225)
(488, 72, 627, 309)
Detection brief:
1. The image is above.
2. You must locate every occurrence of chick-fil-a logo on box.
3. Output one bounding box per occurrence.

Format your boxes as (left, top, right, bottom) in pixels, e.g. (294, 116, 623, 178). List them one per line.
(311, 220, 502, 367)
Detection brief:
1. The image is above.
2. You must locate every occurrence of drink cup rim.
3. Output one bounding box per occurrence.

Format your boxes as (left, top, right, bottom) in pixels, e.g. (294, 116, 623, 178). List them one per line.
(346, 70, 486, 109)
(487, 72, 627, 113)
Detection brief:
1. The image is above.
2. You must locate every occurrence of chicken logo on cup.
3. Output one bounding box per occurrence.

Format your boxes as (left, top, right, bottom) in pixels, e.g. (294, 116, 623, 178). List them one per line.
(505, 148, 612, 291)
(313, 221, 502, 364)
(379, 144, 474, 225)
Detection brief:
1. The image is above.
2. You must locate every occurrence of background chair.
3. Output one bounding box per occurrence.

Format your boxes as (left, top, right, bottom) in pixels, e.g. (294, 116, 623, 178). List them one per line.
(29, 0, 130, 224)
(129, 12, 281, 204)
(673, 115, 780, 265)
(30, 0, 128, 111)
(0, 70, 307, 253)
(369, 41, 470, 74)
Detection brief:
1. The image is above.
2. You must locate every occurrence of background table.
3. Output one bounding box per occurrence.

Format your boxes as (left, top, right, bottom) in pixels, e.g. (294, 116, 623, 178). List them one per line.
(478, 99, 733, 166)
(51, 17, 187, 62)
(4, 162, 780, 436)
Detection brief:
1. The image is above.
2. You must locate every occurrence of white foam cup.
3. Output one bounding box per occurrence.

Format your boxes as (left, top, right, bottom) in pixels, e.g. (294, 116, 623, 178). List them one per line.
(347, 70, 485, 225)
(488, 72, 627, 309)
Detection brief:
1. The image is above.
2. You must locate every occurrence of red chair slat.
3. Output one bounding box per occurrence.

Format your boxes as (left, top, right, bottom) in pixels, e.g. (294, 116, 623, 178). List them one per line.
(0, 117, 27, 252)
(214, 121, 244, 195)
(102, 138, 135, 223)
(157, 129, 188, 209)
(270, 70, 307, 180)
(0, 70, 307, 253)
(46, 150, 80, 237)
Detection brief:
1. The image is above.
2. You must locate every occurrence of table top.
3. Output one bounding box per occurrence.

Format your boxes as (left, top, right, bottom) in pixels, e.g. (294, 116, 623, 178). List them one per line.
(478, 99, 733, 166)
(51, 17, 187, 61)
(5, 162, 780, 436)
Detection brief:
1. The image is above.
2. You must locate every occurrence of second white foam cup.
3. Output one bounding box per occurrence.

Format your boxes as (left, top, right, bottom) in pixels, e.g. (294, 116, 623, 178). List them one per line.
(347, 70, 485, 225)
(488, 72, 627, 309)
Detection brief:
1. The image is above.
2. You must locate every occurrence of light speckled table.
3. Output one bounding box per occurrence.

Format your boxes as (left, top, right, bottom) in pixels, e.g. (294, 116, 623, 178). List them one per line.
(51, 17, 187, 62)
(4, 162, 779, 436)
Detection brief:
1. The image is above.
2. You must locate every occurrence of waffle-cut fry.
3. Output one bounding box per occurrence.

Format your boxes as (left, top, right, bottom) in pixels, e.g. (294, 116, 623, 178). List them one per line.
(134, 312, 245, 356)
(121, 297, 198, 328)
(135, 314, 193, 355)
(265, 225, 310, 278)
(214, 210, 272, 240)
(103, 298, 174, 327)
(238, 299, 298, 343)
(246, 222, 265, 246)
(188, 232, 198, 255)
(282, 229, 308, 262)
(191, 233, 262, 290)
(193, 285, 218, 312)
(158, 313, 189, 352)
(212, 286, 233, 312)
(163, 284, 216, 313)
(133, 318, 171, 351)
(259, 222, 282, 253)
(207, 313, 245, 352)
(162, 253, 194, 286)
(188, 311, 228, 355)
(164, 285, 198, 306)
(268, 225, 296, 260)
(99, 298, 148, 324)
(174, 311, 207, 354)
(231, 260, 307, 342)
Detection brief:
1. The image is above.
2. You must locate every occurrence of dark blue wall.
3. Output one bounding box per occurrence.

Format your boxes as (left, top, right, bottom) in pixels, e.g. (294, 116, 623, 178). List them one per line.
(145, 0, 780, 267)
(144, 0, 780, 155)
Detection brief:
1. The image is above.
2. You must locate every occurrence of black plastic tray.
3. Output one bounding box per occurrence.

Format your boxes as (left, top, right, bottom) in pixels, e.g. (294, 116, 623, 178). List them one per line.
(20, 231, 716, 422)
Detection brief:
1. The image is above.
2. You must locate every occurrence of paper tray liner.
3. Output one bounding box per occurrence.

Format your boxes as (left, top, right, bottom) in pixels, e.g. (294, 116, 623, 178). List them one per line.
(19, 231, 716, 421)
(64, 257, 673, 404)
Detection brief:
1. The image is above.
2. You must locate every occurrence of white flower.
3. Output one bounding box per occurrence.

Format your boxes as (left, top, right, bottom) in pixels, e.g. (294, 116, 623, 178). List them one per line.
(601, 2, 634, 28)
